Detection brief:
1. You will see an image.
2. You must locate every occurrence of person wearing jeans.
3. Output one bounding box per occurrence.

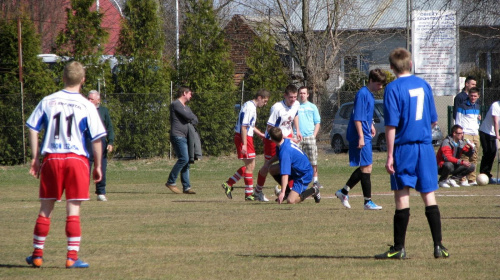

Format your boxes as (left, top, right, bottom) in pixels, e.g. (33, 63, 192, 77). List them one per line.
(166, 86, 198, 194)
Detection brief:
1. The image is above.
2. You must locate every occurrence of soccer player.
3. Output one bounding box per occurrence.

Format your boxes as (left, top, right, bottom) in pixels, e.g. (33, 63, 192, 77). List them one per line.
(25, 61, 107, 268)
(297, 86, 321, 192)
(222, 89, 270, 200)
(254, 85, 302, 201)
(375, 48, 449, 259)
(478, 99, 500, 184)
(266, 127, 319, 204)
(454, 87, 481, 186)
(335, 69, 386, 210)
(87, 89, 115, 201)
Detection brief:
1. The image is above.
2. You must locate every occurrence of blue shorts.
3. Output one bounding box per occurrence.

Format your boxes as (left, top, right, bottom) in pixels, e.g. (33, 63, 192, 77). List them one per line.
(291, 180, 309, 195)
(390, 143, 438, 193)
(348, 140, 372, 167)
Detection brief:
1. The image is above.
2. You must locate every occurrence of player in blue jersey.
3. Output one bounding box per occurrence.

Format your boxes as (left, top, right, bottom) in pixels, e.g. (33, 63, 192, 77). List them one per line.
(25, 61, 107, 268)
(375, 48, 449, 260)
(265, 127, 320, 204)
(222, 89, 270, 200)
(335, 69, 386, 210)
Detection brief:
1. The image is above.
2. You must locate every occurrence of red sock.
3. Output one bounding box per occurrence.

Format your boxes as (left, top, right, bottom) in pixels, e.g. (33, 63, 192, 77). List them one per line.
(33, 215, 51, 256)
(227, 166, 246, 186)
(256, 172, 266, 192)
(244, 172, 253, 197)
(66, 216, 81, 259)
(288, 180, 294, 189)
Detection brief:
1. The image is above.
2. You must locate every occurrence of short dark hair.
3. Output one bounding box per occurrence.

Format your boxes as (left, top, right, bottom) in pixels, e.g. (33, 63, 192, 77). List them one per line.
(465, 76, 476, 84)
(298, 86, 308, 92)
(284, 84, 298, 95)
(368, 69, 387, 84)
(451, 124, 463, 134)
(269, 127, 283, 142)
(469, 87, 480, 94)
(177, 86, 191, 98)
(255, 89, 270, 99)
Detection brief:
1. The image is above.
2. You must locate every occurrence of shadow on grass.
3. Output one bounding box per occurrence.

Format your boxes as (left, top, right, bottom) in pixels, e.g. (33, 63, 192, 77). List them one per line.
(237, 254, 374, 260)
(0, 264, 61, 268)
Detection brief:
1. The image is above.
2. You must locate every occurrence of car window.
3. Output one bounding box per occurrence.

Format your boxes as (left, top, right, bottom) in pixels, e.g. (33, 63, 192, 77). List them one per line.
(374, 103, 384, 118)
(339, 104, 353, 120)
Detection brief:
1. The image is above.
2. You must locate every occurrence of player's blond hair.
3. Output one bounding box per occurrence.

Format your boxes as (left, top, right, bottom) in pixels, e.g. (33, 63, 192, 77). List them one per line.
(63, 61, 85, 87)
(389, 48, 412, 74)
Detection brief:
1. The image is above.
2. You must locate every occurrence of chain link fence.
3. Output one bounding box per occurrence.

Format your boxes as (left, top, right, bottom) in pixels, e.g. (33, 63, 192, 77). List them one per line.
(2, 88, 500, 165)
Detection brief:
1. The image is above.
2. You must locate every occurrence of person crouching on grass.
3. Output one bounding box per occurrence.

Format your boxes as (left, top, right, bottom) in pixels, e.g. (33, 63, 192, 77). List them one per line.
(264, 127, 320, 204)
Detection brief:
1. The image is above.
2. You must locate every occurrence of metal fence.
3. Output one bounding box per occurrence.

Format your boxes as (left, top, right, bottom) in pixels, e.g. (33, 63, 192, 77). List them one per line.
(2, 88, 500, 165)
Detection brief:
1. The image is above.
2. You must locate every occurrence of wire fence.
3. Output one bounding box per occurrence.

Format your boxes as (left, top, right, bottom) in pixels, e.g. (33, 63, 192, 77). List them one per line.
(2, 88, 500, 165)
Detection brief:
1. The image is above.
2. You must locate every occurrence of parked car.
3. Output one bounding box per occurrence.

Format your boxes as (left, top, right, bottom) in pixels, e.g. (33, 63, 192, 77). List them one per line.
(329, 100, 443, 153)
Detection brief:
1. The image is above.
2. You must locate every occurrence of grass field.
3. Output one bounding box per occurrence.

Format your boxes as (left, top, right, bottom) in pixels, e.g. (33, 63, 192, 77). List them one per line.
(1, 148, 499, 279)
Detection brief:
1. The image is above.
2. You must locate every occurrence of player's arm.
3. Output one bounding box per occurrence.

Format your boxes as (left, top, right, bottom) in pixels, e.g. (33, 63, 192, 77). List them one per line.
(385, 126, 396, 174)
(293, 115, 302, 142)
(253, 127, 265, 139)
(92, 138, 103, 183)
(241, 125, 249, 155)
(28, 129, 40, 179)
(278, 174, 289, 204)
(494, 116, 500, 140)
(355, 120, 364, 149)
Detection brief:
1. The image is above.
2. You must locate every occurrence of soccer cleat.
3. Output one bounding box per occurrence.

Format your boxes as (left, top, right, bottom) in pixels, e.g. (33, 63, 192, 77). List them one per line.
(375, 246, 406, 259)
(26, 256, 43, 268)
(335, 189, 351, 209)
(245, 195, 256, 201)
(438, 180, 450, 188)
(254, 191, 269, 202)
(314, 181, 323, 189)
(460, 180, 470, 187)
(468, 181, 478, 186)
(66, 258, 89, 268)
(97, 194, 107, 201)
(434, 244, 449, 258)
(447, 178, 460, 188)
(364, 200, 382, 210)
(489, 177, 498, 184)
(222, 183, 232, 199)
(313, 185, 321, 203)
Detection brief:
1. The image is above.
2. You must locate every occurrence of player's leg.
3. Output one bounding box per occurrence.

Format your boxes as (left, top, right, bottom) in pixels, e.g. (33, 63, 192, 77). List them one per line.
(254, 139, 274, 201)
(360, 164, 381, 210)
(27, 200, 56, 267)
(421, 191, 449, 258)
(242, 158, 255, 200)
(65, 201, 89, 268)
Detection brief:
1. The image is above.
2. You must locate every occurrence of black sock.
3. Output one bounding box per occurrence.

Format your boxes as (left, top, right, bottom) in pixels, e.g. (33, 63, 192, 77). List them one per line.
(425, 205, 442, 247)
(394, 208, 410, 251)
(299, 187, 316, 201)
(344, 168, 362, 195)
(361, 173, 371, 204)
(272, 174, 281, 185)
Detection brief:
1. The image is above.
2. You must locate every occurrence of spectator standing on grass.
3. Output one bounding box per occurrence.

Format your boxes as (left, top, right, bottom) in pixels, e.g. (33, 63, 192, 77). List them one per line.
(222, 89, 270, 201)
(25, 61, 107, 268)
(436, 125, 475, 188)
(266, 127, 320, 204)
(478, 100, 500, 184)
(165, 86, 198, 195)
(87, 90, 115, 201)
(335, 69, 386, 210)
(296, 86, 322, 189)
(254, 85, 302, 202)
(453, 76, 476, 121)
(376, 48, 449, 260)
(454, 87, 481, 186)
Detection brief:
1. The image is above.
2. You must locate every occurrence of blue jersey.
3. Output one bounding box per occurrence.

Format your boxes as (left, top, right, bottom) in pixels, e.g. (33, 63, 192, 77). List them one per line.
(278, 139, 313, 185)
(346, 86, 374, 142)
(384, 75, 438, 145)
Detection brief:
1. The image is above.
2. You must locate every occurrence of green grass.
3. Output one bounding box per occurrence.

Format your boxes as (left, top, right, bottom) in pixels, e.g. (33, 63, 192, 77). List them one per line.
(1, 148, 499, 279)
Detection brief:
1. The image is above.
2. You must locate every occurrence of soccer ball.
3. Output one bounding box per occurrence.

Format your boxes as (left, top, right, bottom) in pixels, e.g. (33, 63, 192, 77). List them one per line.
(274, 185, 282, 196)
(476, 173, 489, 186)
